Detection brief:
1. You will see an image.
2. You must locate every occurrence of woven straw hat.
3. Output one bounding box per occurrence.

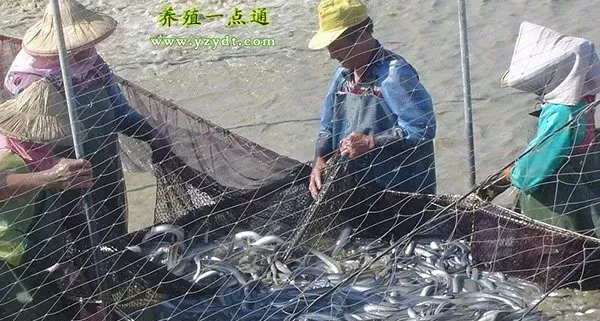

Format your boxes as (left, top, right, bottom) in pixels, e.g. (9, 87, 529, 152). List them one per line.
(0, 78, 72, 144)
(22, 0, 117, 56)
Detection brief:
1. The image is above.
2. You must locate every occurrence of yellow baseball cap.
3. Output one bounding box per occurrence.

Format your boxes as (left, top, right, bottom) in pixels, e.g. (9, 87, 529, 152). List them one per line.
(308, 0, 369, 50)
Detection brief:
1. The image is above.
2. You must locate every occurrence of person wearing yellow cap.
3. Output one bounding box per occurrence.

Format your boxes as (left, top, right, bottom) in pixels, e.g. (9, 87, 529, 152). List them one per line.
(0, 78, 97, 320)
(3, 0, 174, 243)
(308, 0, 436, 198)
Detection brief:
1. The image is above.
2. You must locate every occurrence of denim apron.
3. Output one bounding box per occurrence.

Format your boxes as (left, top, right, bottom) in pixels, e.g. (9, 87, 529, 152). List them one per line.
(330, 83, 436, 193)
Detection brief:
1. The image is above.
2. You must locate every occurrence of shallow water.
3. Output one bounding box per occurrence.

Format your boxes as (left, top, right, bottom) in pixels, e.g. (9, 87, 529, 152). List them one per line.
(3, 0, 600, 193)
(2, 0, 600, 319)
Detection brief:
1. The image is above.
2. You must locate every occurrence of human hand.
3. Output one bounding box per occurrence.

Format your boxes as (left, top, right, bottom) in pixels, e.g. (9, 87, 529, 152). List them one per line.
(44, 158, 93, 190)
(340, 132, 374, 159)
(309, 156, 327, 199)
(475, 166, 513, 202)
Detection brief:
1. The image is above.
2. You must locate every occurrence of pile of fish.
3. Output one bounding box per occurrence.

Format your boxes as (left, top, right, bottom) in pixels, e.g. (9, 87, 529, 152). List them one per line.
(126, 225, 544, 321)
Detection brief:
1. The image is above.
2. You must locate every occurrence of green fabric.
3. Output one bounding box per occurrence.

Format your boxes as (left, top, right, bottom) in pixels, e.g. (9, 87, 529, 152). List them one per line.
(0, 152, 38, 266)
(516, 154, 600, 237)
(0, 153, 73, 320)
(510, 101, 588, 194)
(512, 102, 600, 237)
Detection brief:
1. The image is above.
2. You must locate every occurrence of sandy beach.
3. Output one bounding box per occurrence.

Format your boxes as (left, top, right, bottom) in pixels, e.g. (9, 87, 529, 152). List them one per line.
(2, 0, 600, 318)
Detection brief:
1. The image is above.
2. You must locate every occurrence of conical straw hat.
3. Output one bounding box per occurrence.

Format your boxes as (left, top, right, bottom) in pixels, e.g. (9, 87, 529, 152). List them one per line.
(22, 0, 117, 56)
(0, 78, 72, 144)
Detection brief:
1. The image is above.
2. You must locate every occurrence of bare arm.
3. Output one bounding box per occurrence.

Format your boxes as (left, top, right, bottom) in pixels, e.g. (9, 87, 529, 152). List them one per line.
(0, 158, 93, 202)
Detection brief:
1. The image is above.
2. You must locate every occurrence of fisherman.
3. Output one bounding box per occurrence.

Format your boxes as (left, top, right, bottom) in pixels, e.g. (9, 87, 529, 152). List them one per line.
(477, 22, 600, 237)
(307, 0, 437, 199)
(0, 78, 96, 320)
(4, 0, 173, 242)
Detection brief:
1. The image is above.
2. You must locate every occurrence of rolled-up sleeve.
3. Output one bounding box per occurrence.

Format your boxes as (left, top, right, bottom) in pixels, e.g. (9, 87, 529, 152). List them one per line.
(378, 60, 435, 148)
(315, 68, 344, 157)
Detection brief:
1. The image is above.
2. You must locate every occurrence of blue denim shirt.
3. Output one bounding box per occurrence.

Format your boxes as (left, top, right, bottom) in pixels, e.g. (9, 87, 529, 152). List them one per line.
(317, 54, 436, 153)
(315, 50, 437, 192)
(103, 70, 150, 135)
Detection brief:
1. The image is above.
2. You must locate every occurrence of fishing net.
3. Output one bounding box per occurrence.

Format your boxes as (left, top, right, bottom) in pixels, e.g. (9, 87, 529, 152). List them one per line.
(1, 2, 600, 320)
